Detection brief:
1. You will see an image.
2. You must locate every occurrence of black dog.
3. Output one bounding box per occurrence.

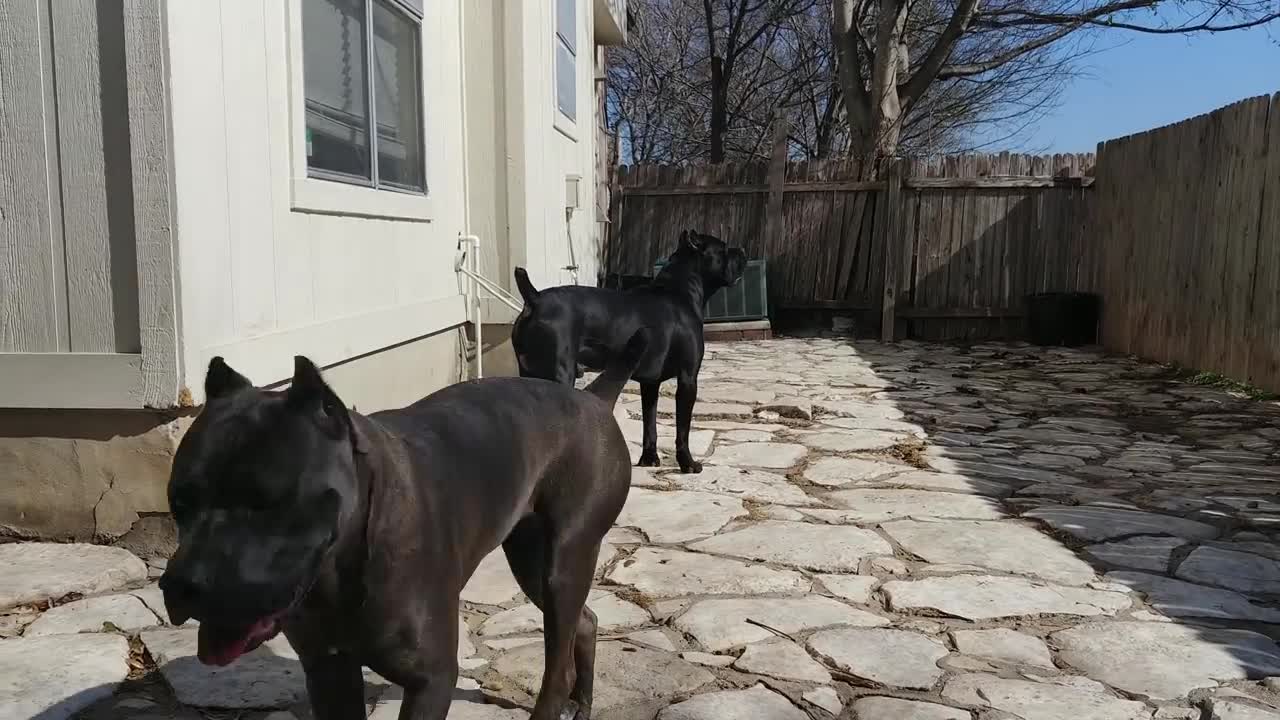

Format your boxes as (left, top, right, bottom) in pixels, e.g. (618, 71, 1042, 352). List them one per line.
(512, 230, 745, 474)
(159, 331, 647, 720)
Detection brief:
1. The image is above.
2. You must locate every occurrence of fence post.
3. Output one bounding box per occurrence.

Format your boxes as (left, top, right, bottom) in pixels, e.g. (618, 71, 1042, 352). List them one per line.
(879, 159, 906, 342)
(762, 119, 789, 258)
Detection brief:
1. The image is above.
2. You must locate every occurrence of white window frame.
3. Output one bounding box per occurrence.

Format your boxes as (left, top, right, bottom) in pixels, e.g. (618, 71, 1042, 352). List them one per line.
(552, 0, 579, 141)
(285, 0, 434, 221)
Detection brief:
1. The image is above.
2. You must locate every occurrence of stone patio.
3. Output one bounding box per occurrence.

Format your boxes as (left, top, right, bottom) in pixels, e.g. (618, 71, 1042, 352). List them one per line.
(6, 338, 1280, 720)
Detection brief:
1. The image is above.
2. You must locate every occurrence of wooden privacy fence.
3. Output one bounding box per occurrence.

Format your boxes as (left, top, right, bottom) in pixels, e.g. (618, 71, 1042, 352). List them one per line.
(608, 158, 883, 312)
(608, 141, 1096, 340)
(1093, 93, 1280, 391)
(887, 154, 1096, 340)
(606, 93, 1280, 391)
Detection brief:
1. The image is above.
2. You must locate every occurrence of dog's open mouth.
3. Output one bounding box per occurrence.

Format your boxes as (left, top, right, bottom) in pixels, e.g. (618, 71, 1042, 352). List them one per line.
(196, 613, 285, 666)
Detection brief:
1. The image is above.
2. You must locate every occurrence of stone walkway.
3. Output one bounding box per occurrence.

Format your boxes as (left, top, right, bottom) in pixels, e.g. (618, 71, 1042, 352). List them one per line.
(6, 338, 1280, 720)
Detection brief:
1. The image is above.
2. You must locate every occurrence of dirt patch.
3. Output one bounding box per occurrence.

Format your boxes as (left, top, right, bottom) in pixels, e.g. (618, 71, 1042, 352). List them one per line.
(884, 437, 930, 469)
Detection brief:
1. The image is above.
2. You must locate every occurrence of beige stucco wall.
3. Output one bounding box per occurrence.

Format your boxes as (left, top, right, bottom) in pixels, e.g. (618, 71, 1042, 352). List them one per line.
(0, 329, 463, 545)
(462, 0, 606, 296)
(480, 324, 521, 378)
(0, 409, 190, 543)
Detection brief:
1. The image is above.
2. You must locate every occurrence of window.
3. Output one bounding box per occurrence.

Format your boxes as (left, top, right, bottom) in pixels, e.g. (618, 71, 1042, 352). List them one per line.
(554, 0, 576, 122)
(303, 0, 425, 193)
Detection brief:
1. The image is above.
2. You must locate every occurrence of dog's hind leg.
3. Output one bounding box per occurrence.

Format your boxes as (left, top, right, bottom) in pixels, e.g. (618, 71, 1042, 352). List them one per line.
(636, 382, 661, 467)
(503, 517, 601, 720)
(535, 535, 599, 720)
(536, 342, 578, 386)
(567, 603, 598, 718)
(674, 371, 703, 474)
(514, 322, 577, 386)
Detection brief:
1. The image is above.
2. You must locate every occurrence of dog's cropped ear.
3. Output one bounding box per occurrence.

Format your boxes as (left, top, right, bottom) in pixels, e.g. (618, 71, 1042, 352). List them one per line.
(287, 356, 341, 415)
(287, 356, 368, 453)
(680, 229, 703, 251)
(206, 357, 252, 400)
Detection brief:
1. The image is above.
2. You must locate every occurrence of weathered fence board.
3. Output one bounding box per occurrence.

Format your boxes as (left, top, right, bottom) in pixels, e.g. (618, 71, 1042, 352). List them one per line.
(606, 95, 1278, 392)
(1250, 93, 1280, 389)
(609, 152, 1093, 334)
(611, 158, 885, 310)
(1095, 93, 1278, 391)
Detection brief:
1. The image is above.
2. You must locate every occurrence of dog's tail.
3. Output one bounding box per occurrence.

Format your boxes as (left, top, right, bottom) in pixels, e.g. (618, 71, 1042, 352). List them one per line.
(513, 267, 539, 308)
(584, 328, 651, 406)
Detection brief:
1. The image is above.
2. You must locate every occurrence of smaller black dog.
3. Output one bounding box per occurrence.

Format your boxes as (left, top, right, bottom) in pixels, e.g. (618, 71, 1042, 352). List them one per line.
(512, 230, 746, 473)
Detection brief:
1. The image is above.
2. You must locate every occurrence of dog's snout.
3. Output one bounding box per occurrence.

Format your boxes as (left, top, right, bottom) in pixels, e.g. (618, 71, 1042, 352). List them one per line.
(158, 567, 207, 623)
(159, 562, 200, 591)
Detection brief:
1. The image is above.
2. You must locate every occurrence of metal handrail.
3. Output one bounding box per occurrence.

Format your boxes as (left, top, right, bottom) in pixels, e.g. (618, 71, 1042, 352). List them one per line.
(456, 234, 524, 378)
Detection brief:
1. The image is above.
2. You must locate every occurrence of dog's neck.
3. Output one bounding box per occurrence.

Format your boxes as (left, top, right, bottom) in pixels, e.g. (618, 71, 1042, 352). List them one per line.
(653, 262, 714, 312)
(308, 413, 384, 607)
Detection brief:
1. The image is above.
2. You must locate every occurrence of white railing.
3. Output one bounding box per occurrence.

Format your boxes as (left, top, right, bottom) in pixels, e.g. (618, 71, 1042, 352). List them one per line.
(455, 234, 523, 379)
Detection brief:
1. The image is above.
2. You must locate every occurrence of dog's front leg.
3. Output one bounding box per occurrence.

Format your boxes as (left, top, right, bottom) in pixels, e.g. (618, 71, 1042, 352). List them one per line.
(391, 615, 462, 720)
(637, 382, 661, 467)
(299, 650, 367, 720)
(674, 373, 702, 474)
(394, 670, 458, 720)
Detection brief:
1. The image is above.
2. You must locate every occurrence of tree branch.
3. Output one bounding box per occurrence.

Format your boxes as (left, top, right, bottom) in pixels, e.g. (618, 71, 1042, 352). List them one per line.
(935, 23, 1077, 78)
(978, 10, 1280, 33)
(899, 0, 984, 108)
(702, 0, 718, 58)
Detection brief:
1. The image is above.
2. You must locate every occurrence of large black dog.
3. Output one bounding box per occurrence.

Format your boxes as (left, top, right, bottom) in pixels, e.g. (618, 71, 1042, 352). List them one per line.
(512, 230, 745, 474)
(159, 332, 647, 720)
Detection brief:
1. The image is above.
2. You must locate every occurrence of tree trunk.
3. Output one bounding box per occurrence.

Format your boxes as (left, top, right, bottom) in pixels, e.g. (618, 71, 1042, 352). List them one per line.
(709, 55, 727, 162)
(865, 0, 909, 173)
(831, 0, 872, 173)
(832, 0, 908, 177)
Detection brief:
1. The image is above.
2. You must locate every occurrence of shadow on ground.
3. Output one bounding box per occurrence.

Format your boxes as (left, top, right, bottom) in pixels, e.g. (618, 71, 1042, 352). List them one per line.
(844, 339, 1280, 709)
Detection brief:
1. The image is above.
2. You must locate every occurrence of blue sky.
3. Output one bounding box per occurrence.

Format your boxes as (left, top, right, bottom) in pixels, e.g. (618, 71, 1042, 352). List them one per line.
(1024, 23, 1280, 152)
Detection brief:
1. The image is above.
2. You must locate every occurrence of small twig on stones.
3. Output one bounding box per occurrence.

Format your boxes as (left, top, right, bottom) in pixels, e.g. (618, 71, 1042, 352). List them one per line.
(745, 617, 800, 644)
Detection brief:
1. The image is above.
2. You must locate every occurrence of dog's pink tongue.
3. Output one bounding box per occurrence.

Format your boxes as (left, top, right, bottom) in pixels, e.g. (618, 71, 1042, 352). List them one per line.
(197, 622, 252, 666)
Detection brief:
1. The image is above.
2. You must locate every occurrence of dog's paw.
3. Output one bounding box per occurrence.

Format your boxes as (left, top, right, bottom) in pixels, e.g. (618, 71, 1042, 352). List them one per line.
(678, 460, 703, 474)
(637, 452, 661, 467)
(558, 700, 583, 720)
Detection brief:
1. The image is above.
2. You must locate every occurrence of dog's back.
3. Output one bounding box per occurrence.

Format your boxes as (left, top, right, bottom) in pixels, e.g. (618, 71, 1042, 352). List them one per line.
(512, 279, 683, 384)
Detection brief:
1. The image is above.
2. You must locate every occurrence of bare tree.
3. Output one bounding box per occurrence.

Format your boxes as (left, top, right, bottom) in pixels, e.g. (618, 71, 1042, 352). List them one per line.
(608, 0, 828, 163)
(610, 0, 1084, 164)
(700, 0, 823, 160)
(609, 0, 1275, 167)
(832, 0, 1280, 173)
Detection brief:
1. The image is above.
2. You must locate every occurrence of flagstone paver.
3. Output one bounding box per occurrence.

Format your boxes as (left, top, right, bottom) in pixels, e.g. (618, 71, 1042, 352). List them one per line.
(7, 338, 1280, 719)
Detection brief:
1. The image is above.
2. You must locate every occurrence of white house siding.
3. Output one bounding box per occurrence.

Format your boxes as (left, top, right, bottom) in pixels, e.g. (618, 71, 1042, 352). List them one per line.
(166, 0, 469, 404)
(462, 0, 611, 329)
(510, 0, 602, 292)
(461, 0, 512, 302)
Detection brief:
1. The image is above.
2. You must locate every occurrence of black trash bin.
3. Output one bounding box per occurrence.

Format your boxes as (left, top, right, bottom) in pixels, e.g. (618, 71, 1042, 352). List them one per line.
(1026, 292, 1101, 346)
